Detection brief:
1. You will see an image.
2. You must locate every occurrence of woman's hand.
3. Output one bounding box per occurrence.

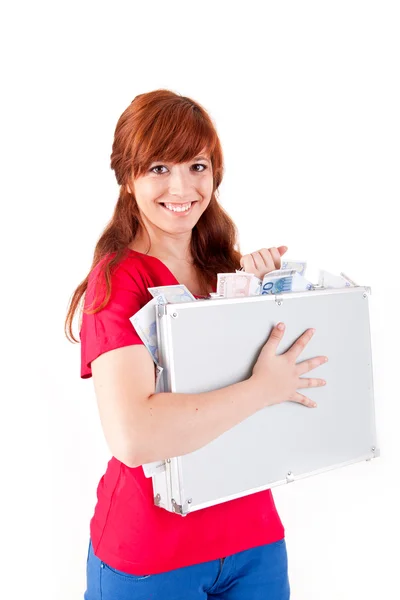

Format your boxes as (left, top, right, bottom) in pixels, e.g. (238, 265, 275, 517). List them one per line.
(240, 246, 288, 279)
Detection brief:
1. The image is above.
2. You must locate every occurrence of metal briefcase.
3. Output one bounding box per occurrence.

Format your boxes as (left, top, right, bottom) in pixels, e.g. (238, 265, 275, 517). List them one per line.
(147, 285, 379, 517)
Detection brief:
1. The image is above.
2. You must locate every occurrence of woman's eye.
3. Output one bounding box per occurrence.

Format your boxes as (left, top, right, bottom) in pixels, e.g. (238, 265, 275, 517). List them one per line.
(150, 163, 207, 174)
(192, 163, 207, 172)
(151, 165, 168, 174)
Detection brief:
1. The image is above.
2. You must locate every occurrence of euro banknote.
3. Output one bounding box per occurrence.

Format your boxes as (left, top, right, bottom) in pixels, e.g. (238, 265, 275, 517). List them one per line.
(148, 284, 196, 303)
(261, 269, 314, 294)
(216, 272, 254, 298)
(281, 260, 307, 276)
(130, 294, 167, 365)
(131, 285, 195, 364)
(318, 270, 355, 289)
(340, 272, 358, 286)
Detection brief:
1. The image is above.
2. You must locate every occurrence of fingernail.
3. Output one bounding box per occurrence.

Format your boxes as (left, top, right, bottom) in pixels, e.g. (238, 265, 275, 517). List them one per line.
(277, 323, 285, 330)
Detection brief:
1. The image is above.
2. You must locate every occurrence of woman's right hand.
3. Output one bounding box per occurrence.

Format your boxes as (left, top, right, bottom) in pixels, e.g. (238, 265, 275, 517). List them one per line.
(251, 323, 328, 409)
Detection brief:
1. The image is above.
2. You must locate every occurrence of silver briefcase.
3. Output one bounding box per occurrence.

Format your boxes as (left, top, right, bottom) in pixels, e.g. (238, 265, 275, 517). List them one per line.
(146, 286, 379, 516)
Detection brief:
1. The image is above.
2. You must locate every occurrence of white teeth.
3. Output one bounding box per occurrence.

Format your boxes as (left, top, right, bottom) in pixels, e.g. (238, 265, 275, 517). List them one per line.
(164, 202, 192, 213)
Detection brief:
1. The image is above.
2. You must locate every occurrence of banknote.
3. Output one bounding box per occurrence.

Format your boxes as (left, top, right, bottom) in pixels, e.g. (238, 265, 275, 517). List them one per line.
(130, 297, 161, 365)
(318, 270, 352, 289)
(142, 458, 166, 478)
(249, 275, 262, 296)
(155, 364, 164, 392)
(234, 270, 263, 296)
(148, 284, 196, 303)
(281, 260, 307, 276)
(261, 270, 314, 294)
(154, 293, 168, 304)
(340, 272, 357, 286)
(217, 272, 254, 298)
(239, 259, 307, 277)
(286, 272, 314, 292)
(132, 287, 194, 368)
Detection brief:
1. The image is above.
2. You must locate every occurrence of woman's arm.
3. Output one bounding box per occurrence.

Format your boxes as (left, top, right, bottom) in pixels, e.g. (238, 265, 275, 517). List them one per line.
(91, 344, 263, 468)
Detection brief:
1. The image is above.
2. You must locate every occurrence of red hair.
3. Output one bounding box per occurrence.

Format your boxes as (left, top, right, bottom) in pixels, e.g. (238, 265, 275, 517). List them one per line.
(65, 89, 242, 343)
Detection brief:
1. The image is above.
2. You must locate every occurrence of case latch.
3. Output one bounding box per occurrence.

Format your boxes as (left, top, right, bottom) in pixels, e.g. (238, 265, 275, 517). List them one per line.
(286, 471, 295, 483)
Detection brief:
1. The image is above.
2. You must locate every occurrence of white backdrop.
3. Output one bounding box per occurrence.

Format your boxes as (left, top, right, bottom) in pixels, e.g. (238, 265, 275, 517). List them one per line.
(1, 1, 399, 599)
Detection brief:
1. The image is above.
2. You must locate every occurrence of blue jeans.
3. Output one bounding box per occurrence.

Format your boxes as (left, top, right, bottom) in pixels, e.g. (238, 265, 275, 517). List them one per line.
(84, 537, 290, 599)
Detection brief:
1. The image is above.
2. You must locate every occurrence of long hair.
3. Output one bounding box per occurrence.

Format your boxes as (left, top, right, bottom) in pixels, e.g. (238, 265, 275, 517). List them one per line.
(65, 89, 242, 343)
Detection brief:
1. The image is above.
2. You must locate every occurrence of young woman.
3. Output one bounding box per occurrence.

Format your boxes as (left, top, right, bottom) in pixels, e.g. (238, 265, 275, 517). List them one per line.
(65, 89, 327, 599)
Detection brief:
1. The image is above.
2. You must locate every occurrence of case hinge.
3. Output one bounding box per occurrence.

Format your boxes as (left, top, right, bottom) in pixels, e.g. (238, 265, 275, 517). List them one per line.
(171, 498, 192, 517)
(157, 304, 168, 317)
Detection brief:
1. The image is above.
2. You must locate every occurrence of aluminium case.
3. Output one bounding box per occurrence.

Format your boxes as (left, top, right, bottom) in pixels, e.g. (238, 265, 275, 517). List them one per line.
(151, 286, 379, 516)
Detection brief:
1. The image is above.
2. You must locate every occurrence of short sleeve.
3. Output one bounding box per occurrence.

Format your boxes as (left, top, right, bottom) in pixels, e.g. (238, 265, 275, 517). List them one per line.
(80, 260, 147, 379)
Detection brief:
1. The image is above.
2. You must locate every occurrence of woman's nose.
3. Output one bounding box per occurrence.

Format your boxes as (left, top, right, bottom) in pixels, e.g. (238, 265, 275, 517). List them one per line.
(168, 167, 193, 195)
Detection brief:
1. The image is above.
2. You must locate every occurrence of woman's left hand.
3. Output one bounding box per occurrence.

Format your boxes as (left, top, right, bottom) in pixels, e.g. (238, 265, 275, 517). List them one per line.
(240, 246, 288, 279)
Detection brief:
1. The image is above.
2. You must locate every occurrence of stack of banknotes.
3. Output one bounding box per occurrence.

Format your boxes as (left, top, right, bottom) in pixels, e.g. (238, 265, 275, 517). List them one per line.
(215, 260, 357, 298)
(129, 259, 358, 477)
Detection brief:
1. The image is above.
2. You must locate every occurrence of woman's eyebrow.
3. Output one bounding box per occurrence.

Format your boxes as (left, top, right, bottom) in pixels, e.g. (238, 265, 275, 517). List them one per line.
(194, 155, 210, 162)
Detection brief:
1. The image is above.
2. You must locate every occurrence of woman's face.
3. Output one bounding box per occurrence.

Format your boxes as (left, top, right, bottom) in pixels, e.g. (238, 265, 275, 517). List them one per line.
(127, 152, 214, 235)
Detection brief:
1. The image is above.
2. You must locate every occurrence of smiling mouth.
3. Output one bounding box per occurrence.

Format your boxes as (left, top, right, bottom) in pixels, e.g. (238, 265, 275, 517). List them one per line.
(159, 202, 196, 214)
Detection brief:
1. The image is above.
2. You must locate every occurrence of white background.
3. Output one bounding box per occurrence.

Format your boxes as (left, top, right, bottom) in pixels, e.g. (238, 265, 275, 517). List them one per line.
(1, 1, 399, 598)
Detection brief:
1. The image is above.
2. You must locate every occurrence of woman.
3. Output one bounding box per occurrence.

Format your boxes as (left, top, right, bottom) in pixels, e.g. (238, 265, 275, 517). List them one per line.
(65, 89, 327, 599)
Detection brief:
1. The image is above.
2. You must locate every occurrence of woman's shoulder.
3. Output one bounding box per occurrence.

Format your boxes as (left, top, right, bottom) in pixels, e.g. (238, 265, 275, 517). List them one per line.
(89, 248, 154, 279)
(86, 249, 154, 301)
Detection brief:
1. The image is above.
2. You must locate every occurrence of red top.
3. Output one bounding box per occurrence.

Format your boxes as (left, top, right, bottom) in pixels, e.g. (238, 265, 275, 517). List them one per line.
(80, 248, 285, 575)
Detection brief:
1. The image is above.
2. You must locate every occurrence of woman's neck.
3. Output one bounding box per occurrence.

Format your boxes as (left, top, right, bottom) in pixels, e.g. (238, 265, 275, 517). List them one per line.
(129, 236, 193, 264)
